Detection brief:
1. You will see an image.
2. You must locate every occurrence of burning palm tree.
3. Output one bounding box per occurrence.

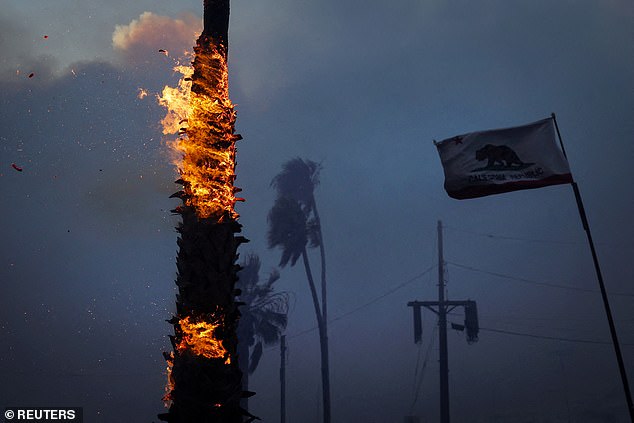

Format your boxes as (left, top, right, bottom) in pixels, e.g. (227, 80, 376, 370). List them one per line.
(157, 1, 250, 422)
(236, 253, 289, 411)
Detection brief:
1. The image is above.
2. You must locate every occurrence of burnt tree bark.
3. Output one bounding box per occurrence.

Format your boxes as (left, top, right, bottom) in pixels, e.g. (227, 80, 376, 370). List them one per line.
(158, 1, 249, 422)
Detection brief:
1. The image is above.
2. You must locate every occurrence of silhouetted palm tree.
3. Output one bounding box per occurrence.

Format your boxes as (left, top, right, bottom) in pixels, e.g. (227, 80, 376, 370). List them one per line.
(267, 158, 331, 423)
(237, 253, 289, 411)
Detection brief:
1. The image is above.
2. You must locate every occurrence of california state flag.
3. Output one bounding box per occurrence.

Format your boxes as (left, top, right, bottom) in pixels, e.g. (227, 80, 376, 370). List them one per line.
(435, 117, 573, 199)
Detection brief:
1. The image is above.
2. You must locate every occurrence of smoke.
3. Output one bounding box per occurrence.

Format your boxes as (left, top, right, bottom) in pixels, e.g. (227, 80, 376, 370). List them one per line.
(112, 12, 201, 65)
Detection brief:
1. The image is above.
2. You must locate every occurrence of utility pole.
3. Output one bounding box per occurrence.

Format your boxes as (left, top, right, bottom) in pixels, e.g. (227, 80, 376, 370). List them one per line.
(280, 335, 287, 423)
(408, 220, 479, 423)
(437, 221, 449, 423)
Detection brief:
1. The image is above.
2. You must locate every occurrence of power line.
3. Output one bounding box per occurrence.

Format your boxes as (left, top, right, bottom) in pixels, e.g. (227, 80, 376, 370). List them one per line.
(285, 266, 435, 342)
(444, 225, 634, 250)
(448, 309, 634, 324)
(444, 225, 584, 246)
(447, 261, 634, 298)
(480, 326, 634, 346)
(329, 266, 435, 324)
(409, 325, 437, 415)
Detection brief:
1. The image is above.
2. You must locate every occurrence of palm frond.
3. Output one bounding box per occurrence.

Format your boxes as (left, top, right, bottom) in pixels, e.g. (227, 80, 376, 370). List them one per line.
(257, 319, 284, 345)
(306, 218, 321, 248)
(267, 196, 308, 268)
(248, 342, 263, 374)
(236, 253, 290, 375)
(271, 158, 321, 213)
(236, 253, 262, 302)
(264, 268, 280, 290)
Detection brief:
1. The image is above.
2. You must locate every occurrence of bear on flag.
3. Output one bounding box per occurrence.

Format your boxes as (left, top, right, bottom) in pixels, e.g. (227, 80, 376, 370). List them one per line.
(435, 117, 573, 199)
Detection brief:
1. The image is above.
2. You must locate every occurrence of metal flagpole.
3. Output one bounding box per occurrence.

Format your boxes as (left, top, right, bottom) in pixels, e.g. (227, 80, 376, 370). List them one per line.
(551, 112, 634, 423)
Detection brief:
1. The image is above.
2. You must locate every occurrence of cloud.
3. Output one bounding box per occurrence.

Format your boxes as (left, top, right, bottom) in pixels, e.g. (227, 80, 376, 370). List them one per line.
(112, 12, 201, 64)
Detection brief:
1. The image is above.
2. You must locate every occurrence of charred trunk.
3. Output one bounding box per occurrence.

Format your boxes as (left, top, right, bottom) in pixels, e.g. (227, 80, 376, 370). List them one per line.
(203, 0, 230, 48)
(159, 1, 249, 422)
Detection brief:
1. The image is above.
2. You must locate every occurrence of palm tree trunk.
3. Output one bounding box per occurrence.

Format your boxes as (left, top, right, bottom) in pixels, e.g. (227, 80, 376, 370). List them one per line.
(311, 199, 331, 423)
(159, 1, 246, 422)
(301, 249, 331, 423)
(312, 199, 328, 324)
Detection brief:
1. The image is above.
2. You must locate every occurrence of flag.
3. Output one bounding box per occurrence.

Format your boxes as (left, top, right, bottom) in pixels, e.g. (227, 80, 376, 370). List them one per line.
(435, 117, 572, 199)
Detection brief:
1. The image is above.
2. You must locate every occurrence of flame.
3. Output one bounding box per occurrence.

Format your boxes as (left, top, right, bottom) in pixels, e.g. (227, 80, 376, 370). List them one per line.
(158, 44, 241, 220)
(158, 63, 193, 135)
(162, 315, 231, 407)
(176, 315, 230, 363)
(159, 34, 240, 414)
(162, 352, 175, 407)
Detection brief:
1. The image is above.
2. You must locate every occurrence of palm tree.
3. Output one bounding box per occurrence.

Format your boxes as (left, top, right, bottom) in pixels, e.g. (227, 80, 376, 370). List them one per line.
(267, 158, 331, 423)
(236, 253, 289, 411)
(159, 1, 247, 422)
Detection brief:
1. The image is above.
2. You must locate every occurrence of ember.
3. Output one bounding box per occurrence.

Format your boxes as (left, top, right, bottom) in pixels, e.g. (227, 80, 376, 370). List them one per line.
(162, 352, 175, 406)
(176, 315, 230, 363)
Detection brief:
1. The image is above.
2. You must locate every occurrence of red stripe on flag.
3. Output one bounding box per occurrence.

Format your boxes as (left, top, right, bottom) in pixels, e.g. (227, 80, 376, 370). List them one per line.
(446, 173, 573, 199)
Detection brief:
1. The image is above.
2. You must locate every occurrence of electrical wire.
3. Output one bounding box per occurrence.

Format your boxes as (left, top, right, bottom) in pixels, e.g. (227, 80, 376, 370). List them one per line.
(480, 326, 634, 346)
(409, 325, 437, 415)
(444, 225, 584, 246)
(444, 225, 634, 250)
(447, 261, 634, 298)
(329, 266, 435, 325)
(283, 265, 435, 342)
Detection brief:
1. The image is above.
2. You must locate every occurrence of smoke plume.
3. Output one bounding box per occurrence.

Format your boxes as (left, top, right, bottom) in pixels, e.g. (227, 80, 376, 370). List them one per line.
(112, 12, 201, 64)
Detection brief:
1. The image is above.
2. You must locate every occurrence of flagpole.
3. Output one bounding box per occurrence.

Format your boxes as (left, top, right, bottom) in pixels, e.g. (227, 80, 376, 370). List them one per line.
(551, 112, 634, 423)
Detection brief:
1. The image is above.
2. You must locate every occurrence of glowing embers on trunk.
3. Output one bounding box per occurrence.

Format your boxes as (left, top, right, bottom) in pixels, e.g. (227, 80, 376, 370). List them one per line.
(162, 352, 175, 407)
(176, 315, 230, 363)
(158, 43, 243, 220)
(162, 314, 231, 408)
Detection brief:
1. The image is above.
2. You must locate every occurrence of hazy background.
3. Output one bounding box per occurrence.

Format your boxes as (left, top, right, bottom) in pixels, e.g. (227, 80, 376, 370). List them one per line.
(1, 0, 633, 421)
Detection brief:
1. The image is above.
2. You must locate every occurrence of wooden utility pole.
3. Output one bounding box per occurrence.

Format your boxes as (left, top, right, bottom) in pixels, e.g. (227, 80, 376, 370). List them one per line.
(437, 221, 449, 423)
(408, 220, 478, 423)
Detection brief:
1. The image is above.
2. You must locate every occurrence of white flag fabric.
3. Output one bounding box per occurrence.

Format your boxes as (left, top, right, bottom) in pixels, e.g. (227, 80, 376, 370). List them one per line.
(435, 117, 572, 199)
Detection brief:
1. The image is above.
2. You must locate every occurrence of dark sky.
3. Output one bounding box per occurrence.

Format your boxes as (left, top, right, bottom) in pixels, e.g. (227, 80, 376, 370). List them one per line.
(1, 0, 633, 422)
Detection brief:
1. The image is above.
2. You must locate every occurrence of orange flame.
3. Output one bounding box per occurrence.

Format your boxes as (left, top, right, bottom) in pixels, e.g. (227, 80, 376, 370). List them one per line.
(162, 315, 231, 407)
(162, 352, 175, 407)
(158, 44, 241, 220)
(176, 315, 230, 363)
